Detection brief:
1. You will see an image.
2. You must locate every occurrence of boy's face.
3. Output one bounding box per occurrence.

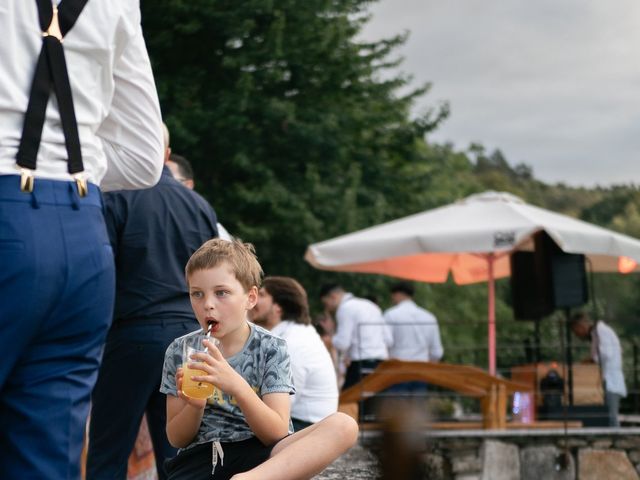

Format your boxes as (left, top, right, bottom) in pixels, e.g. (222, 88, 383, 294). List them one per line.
(188, 262, 258, 340)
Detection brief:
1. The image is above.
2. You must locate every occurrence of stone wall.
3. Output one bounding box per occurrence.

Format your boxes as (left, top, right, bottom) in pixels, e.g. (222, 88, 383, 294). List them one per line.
(360, 428, 640, 480)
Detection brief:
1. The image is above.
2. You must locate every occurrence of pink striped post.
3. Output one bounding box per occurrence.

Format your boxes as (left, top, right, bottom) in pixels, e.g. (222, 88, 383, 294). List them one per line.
(488, 253, 496, 376)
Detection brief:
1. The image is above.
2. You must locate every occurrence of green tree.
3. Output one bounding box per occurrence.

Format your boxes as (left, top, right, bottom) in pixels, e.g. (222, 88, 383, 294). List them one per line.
(141, 0, 448, 292)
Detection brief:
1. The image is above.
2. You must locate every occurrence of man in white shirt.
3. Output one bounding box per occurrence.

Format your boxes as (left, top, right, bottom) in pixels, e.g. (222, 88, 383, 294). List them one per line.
(319, 284, 392, 390)
(384, 282, 443, 395)
(570, 313, 627, 427)
(384, 282, 443, 362)
(0, 2, 163, 477)
(250, 277, 338, 431)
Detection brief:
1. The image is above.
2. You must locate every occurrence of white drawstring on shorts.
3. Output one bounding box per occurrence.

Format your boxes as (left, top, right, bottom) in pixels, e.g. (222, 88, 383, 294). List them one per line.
(212, 440, 224, 475)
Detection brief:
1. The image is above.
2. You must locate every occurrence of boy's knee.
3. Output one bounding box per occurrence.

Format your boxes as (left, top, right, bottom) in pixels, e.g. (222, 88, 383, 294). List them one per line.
(329, 412, 359, 445)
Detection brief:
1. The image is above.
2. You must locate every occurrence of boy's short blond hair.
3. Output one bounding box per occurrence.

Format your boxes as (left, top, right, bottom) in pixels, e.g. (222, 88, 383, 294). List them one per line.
(186, 238, 263, 291)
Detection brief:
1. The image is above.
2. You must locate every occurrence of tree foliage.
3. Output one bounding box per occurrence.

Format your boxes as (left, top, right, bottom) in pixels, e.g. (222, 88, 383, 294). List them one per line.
(142, 0, 447, 282)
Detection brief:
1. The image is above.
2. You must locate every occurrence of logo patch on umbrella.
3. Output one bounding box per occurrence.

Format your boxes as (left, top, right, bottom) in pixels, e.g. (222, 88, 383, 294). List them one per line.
(494, 231, 516, 248)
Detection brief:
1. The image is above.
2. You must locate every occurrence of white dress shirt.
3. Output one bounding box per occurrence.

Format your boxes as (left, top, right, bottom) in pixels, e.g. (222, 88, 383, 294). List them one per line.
(0, 1, 163, 191)
(384, 299, 444, 362)
(271, 321, 338, 423)
(332, 293, 392, 361)
(591, 321, 627, 397)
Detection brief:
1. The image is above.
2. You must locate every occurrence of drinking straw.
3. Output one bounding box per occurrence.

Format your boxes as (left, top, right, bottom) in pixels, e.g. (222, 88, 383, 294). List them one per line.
(196, 322, 214, 388)
(204, 322, 213, 352)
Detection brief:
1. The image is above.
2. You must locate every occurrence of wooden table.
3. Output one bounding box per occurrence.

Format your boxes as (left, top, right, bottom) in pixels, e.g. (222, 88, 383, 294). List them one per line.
(338, 360, 533, 429)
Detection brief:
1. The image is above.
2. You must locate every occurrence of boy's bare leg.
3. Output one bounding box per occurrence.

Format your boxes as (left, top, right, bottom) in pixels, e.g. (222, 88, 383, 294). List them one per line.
(231, 412, 358, 480)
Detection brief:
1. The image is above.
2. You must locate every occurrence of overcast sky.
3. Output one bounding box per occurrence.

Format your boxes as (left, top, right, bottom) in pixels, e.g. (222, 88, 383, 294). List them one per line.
(360, 0, 640, 187)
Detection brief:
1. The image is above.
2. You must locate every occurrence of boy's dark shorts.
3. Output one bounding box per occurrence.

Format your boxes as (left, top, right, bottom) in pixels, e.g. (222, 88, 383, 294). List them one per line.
(165, 436, 274, 480)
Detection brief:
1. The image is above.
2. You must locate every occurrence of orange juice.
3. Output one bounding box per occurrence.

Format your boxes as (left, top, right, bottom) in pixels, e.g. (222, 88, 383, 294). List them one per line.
(181, 363, 214, 400)
(181, 343, 214, 400)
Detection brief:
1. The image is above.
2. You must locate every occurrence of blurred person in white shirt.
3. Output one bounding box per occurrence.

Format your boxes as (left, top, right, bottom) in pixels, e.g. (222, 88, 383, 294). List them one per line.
(570, 312, 627, 427)
(251, 277, 339, 431)
(384, 282, 443, 362)
(384, 282, 443, 395)
(319, 284, 392, 390)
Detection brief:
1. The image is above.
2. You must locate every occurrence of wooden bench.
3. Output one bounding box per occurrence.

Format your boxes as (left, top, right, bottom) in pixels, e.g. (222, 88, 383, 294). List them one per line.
(338, 360, 534, 429)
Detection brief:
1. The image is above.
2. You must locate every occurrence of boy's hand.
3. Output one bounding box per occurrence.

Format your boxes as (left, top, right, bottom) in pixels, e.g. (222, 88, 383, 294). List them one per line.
(189, 339, 244, 396)
(176, 367, 208, 409)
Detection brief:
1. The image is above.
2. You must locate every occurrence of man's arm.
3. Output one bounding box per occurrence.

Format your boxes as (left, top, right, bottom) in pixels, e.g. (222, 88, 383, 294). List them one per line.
(428, 319, 444, 362)
(102, 193, 126, 257)
(332, 307, 356, 353)
(594, 324, 619, 365)
(381, 311, 394, 349)
(97, 2, 163, 191)
(202, 199, 219, 238)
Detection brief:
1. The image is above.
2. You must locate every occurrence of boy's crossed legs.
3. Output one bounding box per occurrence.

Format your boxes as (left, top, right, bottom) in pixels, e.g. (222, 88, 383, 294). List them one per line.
(232, 412, 358, 480)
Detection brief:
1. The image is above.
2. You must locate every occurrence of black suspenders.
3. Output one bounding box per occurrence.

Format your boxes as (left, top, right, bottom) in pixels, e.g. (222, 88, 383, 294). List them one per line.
(16, 0, 90, 196)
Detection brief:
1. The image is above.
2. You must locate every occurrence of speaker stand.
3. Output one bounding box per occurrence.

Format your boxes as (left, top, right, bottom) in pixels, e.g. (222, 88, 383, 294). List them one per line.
(534, 319, 541, 364)
(563, 308, 574, 406)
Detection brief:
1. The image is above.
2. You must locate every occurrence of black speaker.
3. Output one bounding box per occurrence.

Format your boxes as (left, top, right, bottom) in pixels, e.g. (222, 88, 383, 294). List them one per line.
(511, 232, 589, 319)
(550, 252, 589, 309)
(510, 251, 554, 320)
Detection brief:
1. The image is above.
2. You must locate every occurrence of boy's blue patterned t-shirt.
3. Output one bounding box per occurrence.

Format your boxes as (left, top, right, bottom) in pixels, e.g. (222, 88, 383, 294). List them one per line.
(160, 322, 295, 449)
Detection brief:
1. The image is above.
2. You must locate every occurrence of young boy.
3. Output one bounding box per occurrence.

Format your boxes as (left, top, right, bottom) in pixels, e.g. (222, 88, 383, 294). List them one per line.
(160, 239, 358, 479)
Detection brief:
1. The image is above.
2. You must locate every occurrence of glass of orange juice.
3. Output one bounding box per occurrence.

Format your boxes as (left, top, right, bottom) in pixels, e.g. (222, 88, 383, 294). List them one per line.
(181, 334, 217, 400)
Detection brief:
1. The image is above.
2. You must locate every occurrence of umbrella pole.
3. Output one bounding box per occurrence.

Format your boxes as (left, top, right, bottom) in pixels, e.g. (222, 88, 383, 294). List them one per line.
(488, 253, 496, 376)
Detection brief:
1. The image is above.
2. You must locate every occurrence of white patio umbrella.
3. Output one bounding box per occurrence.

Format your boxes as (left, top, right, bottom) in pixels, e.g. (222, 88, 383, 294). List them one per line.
(305, 191, 640, 375)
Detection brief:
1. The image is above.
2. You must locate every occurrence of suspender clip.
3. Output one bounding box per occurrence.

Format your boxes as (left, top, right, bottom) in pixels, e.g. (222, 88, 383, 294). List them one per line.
(74, 174, 88, 197)
(43, 4, 63, 43)
(19, 168, 35, 193)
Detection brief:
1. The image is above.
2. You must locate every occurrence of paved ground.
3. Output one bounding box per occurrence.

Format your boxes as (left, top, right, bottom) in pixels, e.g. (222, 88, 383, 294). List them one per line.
(314, 443, 379, 479)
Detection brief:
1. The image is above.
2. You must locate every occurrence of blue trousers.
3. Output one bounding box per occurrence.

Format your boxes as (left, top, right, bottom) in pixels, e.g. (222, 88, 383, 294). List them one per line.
(0, 175, 115, 479)
(87, 319, 195, 479)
